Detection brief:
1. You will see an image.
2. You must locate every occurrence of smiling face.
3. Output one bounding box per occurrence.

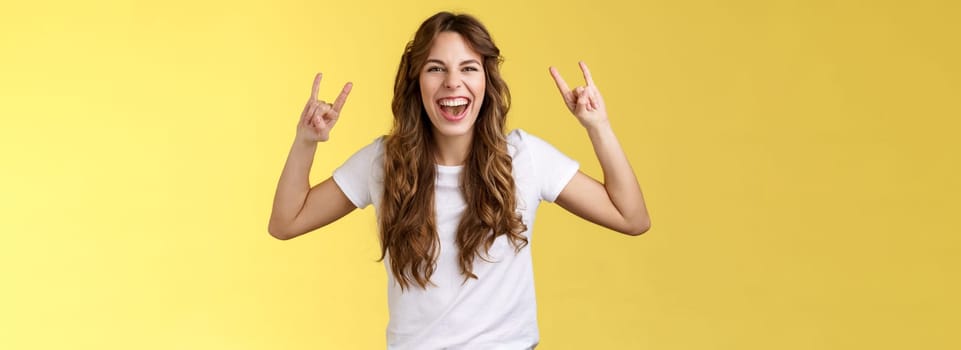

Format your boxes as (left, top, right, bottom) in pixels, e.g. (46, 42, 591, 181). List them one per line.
(419, 31, 486, 140)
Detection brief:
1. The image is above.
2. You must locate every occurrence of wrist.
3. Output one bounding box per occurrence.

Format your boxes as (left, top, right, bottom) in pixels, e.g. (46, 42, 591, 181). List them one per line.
(293, 137, 319, 150)
(584, 120, 613, 136)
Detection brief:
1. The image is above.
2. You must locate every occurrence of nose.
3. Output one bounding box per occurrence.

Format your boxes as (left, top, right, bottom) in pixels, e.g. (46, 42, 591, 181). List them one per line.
(444, 72, 461, 89)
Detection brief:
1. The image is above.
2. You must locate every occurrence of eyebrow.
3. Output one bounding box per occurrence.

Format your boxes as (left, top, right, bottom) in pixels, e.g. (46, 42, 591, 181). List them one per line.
(425, 59, 481, 66)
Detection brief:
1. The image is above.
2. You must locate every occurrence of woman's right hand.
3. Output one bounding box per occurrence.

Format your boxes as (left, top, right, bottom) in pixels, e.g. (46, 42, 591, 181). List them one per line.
(297, 73, 353, 143)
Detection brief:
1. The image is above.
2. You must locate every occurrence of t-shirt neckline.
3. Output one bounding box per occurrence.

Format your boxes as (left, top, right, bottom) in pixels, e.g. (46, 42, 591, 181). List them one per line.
(436, 164, 464, 173)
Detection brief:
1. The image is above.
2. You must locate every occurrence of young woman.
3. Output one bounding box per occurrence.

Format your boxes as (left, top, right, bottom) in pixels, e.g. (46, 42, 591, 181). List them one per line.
(269, 11, 650, 349)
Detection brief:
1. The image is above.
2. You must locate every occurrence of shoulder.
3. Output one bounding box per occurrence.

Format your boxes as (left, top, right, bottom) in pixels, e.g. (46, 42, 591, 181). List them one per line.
(506, 129, 525, 159)
(506, 128, 537, 156)
(368, 135, 387, 152)
(506, 128, 533, 144)
(506, 128, 578, 171)
(506, 128, 579, 201)
(506, 128, 560, 156)
(351, 135, 387, 159)
(336, 135, 387, 173)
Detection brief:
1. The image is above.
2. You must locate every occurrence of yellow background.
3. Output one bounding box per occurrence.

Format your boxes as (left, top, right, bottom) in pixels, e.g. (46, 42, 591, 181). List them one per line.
(2, 0, 958, 348)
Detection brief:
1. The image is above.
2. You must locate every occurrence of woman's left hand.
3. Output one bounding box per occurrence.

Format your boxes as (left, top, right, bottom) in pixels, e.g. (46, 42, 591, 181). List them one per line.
(549, 61, 608, 129)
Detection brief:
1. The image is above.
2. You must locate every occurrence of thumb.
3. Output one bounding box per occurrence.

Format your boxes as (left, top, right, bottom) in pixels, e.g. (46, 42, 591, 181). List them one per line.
(574, 90, 590, 115)
(312, 115, 326, 131)
(327, 110, 340, 129)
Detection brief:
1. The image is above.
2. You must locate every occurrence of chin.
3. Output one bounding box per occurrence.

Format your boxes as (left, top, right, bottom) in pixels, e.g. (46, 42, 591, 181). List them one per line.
(433, 123, 474, 137)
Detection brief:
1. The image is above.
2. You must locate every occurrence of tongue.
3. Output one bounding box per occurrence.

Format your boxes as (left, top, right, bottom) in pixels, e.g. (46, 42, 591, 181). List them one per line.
(442, 105, 466, 116)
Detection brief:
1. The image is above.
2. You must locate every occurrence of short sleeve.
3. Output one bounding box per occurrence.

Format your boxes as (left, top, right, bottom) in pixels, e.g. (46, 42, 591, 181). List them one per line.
(332, 138, 383, 209)
(517, 130, 580, 202)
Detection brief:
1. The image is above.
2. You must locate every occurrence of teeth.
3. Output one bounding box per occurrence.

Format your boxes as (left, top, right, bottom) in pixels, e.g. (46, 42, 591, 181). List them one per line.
(439, 98, 469, 107)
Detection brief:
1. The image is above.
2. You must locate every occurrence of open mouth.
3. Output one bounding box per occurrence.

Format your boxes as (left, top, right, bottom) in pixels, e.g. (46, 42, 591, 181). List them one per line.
(437, 97, 470, 121)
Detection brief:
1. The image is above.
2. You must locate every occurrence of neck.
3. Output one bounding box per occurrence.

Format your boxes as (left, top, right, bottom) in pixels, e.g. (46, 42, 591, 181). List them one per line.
(432, 130, 473, 166)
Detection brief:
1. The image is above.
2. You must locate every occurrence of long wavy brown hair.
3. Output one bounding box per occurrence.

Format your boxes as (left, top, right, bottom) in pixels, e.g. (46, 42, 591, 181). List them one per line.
(380, 12, 528, 291)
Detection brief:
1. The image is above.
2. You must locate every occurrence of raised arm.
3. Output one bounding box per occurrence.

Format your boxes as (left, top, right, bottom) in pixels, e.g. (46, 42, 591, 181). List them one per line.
(548, 62, 651, 236)
(268, 73, 357, 240)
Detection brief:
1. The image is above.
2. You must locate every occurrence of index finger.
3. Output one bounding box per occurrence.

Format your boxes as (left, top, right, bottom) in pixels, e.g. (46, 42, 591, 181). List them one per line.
(579, 61, 595, 86)
(549, 66, 573, 104)
(310, 73, 322, 100)
(332, 82, 353, 112)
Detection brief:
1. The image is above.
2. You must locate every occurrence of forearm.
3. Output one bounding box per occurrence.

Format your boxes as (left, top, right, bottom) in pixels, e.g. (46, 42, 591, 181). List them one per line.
(585, 122, 650, 230)
(269, 139, 318, 232)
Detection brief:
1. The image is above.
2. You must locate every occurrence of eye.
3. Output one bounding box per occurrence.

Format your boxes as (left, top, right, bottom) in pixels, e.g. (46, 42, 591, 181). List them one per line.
(426, 66, 444, 72)
(462, 66, 480, 72)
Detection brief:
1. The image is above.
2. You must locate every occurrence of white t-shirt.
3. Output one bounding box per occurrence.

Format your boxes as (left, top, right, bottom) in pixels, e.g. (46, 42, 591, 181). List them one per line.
(333, 129, 579, 350)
